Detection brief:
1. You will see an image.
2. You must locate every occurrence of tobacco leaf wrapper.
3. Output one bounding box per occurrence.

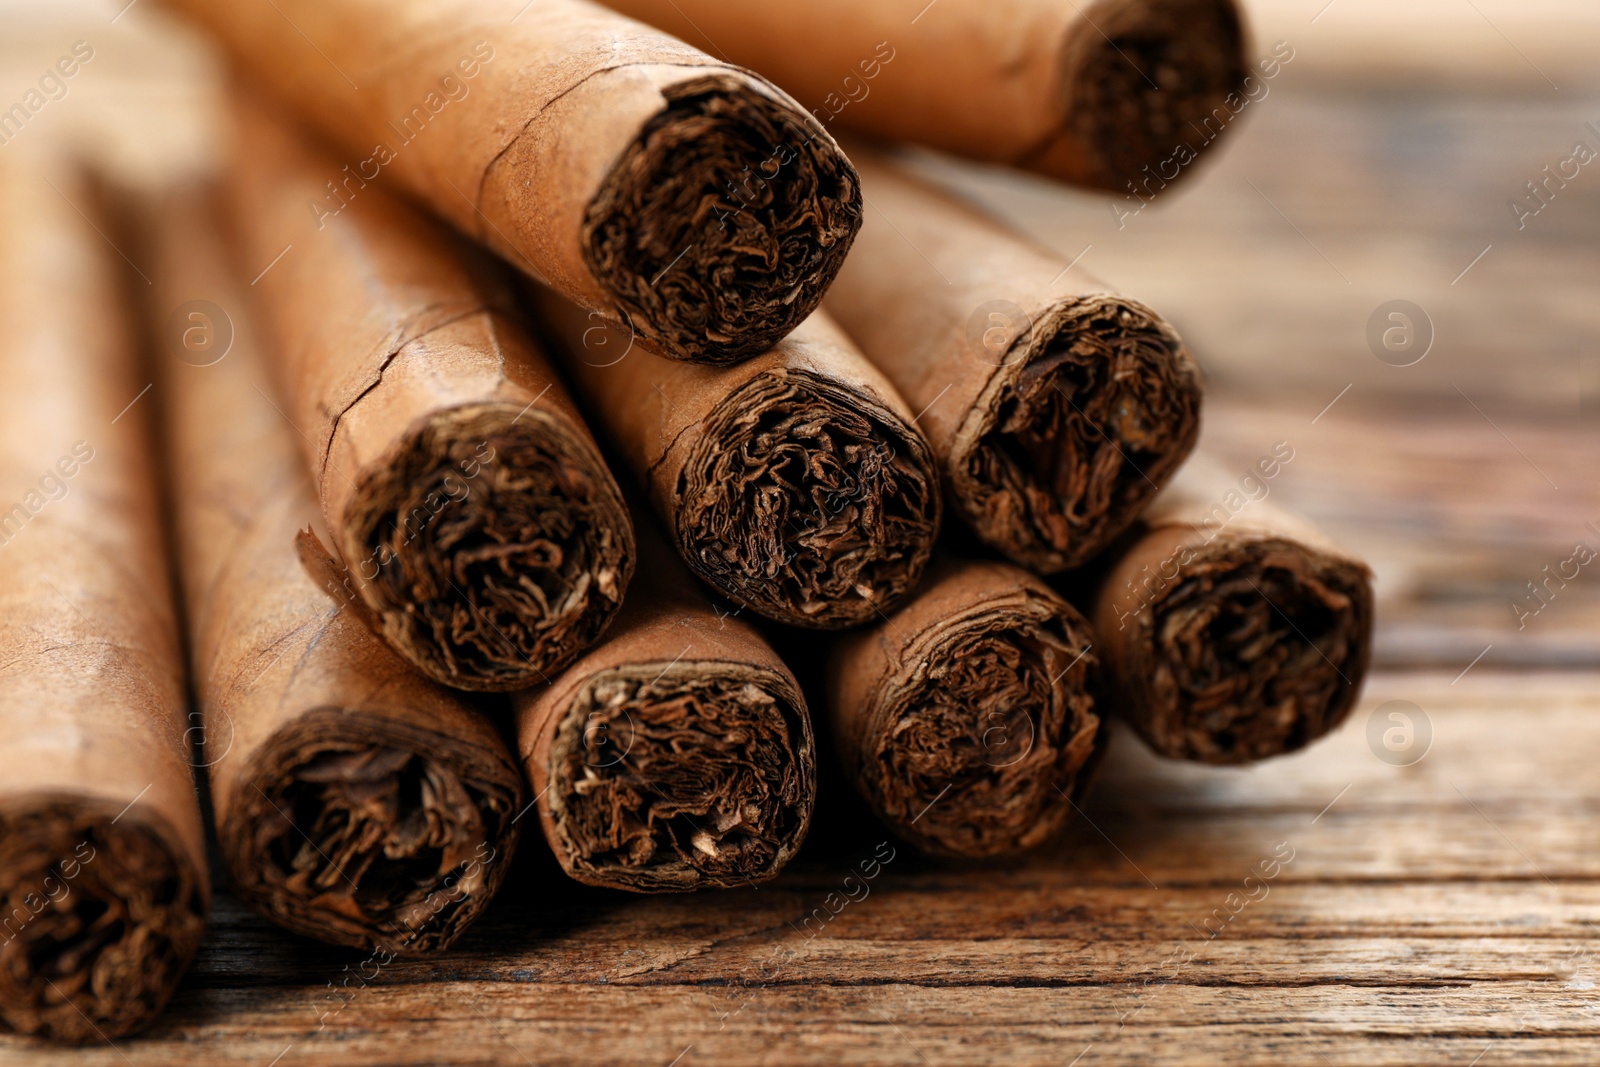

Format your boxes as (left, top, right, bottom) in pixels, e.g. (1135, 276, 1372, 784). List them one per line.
(147, 191, 525, 953)
(224, 97, 633, 691)
(1088, 459, 1375, 764)
(171, 0, 862, 364)
(605, 0, 1247, 191)
(0, 163, 207, 1043)
(824, 149, 1201, 574)
(534, 292, 941, 628)
(828, 560, 1101, 858)
(515, 520, 815, 891)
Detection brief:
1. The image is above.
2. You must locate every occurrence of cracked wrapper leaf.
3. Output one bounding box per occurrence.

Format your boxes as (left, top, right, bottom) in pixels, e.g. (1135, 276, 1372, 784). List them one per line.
(515, 519, 815, 892)
(1087, 458, 1374, 764)
(169, 0, 862, 364)
(604, 0, 1248, 191)
(145, 189, 525, 953)
(223, 97, 633, 692)
(827, 560, 1102, 858)
(0, 162, 207, 1043)
(824, 148, 1202, 575)
(533, 290, 941, 628)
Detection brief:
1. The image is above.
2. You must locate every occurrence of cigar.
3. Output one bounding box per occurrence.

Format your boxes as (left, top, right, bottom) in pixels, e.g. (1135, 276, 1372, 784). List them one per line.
(146, 190, 526, 954)
(823, 149, 1201, 575)
(514, 518, 815, 892)
(604, 0, 1248, 191)
(1087, 456, 1374, 764)
(0, 164, 207, 1042)
(223, 97, 634, 692)
(170, 0, 863, 364)
(827, 560, 1101, 858)
(532, 292, 941, 628)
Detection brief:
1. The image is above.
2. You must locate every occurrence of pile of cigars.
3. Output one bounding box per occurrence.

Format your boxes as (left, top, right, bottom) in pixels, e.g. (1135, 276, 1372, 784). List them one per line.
(0, 0, 1373, 1045)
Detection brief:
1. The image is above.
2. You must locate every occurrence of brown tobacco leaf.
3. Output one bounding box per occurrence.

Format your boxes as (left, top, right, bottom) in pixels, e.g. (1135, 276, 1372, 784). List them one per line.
(1127, 540, 1373, 764)
(228, 713, 521, 953)
(0, 805, 205, 1044)
(602, 0, 1248, 191)
(175, 0, 862, 364)
(821, 151, 1202, 577)
(544, 664, 813, 891)
(224, 101, 636, 692)
(147, 186, 526, 957)
(584, 76, 862, 365)
(829, 561, 1102, 859)
(961, 295, 1201, 574)
(516, 517, 818, 892)
(1089, 463, 1376, 765)
(342, 403, 632, 690)
(1057, 0, 1248, 190)
(675, 369, 940, 628)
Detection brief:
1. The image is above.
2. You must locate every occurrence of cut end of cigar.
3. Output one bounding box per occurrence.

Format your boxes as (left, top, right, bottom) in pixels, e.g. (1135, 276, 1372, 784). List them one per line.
(1054, 0, 1248, 190)
(344, 401, 634, 691)
(958, 295, 1200, 574)
(545, 662, 814, 892)
(675, 369, 940, 628)
(857, 589, 1101, 859)
(583, 74, 862, 364)
(226, 711, 523, 954)
(1123, 538, 1374, 764)
(0, 799, 206, 1043)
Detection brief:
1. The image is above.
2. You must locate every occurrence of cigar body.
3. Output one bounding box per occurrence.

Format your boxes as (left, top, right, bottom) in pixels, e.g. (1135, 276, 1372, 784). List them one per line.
(534, 294, 941, 628)
(224, 98, 634, 692)
(824, 150, 1201, 575)
(171, 0, 862, 363)
(828, 560, 1101, 858)
(1088, 456, 1374, 764)
(604, 0, 1248, 190)
(149, 190, 526, 954)
(515, 520, 815, 891)
(0, 162, 207, 1043)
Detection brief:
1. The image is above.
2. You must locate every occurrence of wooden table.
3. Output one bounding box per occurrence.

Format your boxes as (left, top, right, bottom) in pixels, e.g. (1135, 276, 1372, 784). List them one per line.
(3, 1, 1598, 1063)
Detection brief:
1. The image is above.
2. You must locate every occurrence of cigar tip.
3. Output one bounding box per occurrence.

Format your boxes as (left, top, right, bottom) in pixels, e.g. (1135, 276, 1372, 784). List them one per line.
(956, 294, 1201, 574)
(582, 74, 863, 364)
(841, 572, 1103, 860)
(1113, 536, 1375, 764)
(0, 797, 207, 1043)
(542, 661, 814, 892)
(1052, 0, 1250, 191)
(224, 711, 523, 954)
(341, 401, 634, 690)
(676, 368, 940, 628)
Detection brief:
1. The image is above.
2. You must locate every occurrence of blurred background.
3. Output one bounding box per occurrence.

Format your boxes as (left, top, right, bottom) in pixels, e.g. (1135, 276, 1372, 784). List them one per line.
(2, 1, 1598, 1061)
(6, 0, 1595, 677)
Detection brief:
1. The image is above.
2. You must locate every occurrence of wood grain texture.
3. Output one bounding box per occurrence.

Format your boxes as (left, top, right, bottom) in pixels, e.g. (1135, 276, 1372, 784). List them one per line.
(3, 1, 1597, 1063)
(4, 669, 1600, 1065)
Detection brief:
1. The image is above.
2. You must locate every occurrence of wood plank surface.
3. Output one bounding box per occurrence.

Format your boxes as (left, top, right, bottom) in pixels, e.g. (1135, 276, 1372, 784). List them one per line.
(2, 0, 1598, 1063)
(6, 670, 1600, 1066)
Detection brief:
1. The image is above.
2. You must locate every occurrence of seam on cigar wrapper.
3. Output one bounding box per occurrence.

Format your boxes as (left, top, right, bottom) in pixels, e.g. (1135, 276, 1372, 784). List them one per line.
(536, 658, 815, 892)
(313, 301, 491, 494)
